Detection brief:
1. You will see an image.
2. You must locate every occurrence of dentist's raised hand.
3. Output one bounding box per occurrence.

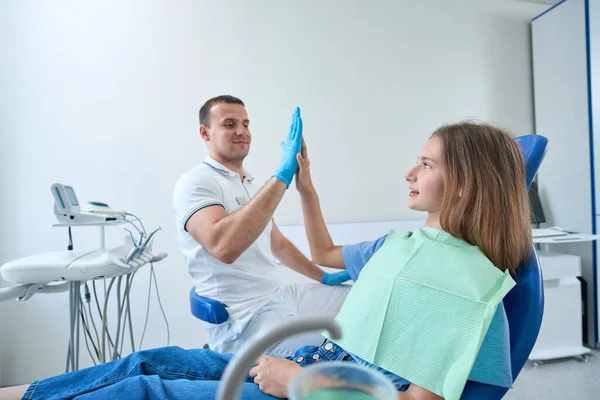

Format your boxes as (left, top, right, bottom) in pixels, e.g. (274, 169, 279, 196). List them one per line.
(273, 107, 303, 189)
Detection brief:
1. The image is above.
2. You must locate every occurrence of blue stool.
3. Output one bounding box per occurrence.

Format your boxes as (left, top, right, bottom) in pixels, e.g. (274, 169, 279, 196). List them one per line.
(189, 287, 229, 325)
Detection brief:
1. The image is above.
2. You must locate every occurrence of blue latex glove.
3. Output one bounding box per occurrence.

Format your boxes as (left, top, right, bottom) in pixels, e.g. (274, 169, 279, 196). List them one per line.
(322, 270, 352, 286)
(273, 107, 303, 188)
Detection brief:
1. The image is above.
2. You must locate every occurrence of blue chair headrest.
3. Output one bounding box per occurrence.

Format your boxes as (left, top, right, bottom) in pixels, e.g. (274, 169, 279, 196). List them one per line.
(515, 134, 548, 189)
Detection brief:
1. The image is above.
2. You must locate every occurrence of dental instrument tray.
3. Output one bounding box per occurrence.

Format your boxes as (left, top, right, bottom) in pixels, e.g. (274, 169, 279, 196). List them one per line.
(1, 243, 154, 284)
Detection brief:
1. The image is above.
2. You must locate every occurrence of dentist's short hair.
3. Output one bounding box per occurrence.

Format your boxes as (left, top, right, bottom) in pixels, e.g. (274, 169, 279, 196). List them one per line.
(199, 95, 245, 127)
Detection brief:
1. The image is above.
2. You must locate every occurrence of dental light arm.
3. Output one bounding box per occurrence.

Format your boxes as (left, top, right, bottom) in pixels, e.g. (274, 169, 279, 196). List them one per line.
(217, 316, 342, 400)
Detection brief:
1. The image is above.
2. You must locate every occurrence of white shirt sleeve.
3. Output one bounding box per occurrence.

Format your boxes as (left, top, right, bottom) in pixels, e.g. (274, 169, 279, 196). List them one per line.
(173, 171, 224, 232)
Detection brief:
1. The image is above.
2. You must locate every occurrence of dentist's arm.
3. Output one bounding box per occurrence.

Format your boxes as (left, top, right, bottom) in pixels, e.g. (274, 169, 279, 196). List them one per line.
(187, 179, 286, 264)
(296, 140, 345, 269)
(186, 108, 303, 265)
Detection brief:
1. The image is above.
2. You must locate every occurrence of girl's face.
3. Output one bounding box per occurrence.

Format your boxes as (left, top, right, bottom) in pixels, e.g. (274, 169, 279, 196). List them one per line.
(405, 136, 445, 224)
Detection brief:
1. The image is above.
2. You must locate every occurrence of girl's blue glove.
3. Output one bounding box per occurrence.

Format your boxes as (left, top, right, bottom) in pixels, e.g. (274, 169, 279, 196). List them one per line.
(273, 107, 303, 188)
(322, 270, 352, 286)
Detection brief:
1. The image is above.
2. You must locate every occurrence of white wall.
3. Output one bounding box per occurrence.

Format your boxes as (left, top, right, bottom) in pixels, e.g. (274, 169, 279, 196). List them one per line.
(0, 0, 546, 386)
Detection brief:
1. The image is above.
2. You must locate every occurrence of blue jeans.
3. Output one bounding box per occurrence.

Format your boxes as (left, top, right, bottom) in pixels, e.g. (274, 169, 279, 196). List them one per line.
(23, 341, 407, 399)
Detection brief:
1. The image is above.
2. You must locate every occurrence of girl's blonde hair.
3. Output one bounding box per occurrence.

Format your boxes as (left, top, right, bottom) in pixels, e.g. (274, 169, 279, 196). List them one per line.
(432, 122, 532, 274)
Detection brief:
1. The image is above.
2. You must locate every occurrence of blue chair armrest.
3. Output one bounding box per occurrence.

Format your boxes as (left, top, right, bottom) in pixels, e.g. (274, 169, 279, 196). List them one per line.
(189, 288, 229, 324)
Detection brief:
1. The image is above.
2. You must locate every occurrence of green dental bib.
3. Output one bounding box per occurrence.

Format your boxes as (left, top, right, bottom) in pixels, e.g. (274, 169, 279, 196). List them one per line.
(326, 228, 515, 400)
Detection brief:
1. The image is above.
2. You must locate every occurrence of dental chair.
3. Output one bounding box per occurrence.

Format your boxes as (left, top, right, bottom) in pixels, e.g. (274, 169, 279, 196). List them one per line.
(190, 134, 548, 399)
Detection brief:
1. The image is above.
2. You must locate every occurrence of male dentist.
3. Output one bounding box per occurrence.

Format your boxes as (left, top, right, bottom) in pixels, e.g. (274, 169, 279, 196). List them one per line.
(173, 95, 350, 356)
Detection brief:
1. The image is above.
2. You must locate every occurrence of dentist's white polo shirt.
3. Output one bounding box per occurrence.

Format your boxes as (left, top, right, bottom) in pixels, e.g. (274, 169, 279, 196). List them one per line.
(173, 157, 281, 320)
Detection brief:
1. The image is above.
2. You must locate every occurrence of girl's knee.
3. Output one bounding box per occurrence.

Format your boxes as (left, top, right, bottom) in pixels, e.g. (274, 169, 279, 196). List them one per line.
(127, 346, 188, 365)
(121, 347, 232, 381)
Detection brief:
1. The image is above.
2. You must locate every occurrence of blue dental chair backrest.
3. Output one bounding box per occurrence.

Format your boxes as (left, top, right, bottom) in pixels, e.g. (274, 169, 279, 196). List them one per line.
(189, 135, 549, 399)
(461, 134, 548, 399)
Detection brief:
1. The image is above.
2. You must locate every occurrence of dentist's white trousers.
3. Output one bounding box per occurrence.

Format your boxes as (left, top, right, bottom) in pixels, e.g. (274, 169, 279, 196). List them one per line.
(205, 283, 352, 357)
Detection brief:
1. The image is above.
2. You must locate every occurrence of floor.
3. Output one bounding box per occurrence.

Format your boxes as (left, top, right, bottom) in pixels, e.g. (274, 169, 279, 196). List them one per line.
(505, 351, 600, 399)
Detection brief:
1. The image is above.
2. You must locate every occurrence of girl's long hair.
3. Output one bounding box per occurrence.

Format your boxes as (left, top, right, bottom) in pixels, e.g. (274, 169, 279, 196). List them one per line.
(433, 122, 532, 273)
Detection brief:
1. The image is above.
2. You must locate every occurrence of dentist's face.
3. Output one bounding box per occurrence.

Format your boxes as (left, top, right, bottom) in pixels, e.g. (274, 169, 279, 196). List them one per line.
(201, 103, 251, 163)
(405, 136, 445, 215)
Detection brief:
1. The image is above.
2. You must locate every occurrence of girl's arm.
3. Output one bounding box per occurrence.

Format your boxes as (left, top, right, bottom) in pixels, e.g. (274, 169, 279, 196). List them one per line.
(296, 140, 345, 268)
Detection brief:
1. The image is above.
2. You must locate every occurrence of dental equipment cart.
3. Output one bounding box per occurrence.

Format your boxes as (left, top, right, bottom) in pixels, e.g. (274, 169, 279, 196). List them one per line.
(0, 184, 168, 372)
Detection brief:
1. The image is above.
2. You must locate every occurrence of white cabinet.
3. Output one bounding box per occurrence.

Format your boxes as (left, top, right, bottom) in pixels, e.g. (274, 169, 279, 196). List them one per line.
(530, 252, 591, 361)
